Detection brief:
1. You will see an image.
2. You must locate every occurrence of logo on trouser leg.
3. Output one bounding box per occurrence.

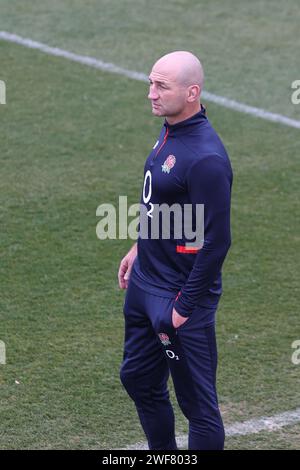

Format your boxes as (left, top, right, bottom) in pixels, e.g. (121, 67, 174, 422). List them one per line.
(166, 350, 179, 361)
(158, 334, 180, 360)
(158, 333, 171, 346)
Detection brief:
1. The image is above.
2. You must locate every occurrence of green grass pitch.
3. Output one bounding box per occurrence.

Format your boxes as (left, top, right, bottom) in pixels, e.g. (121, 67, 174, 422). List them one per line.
(0, 0, 299, 449)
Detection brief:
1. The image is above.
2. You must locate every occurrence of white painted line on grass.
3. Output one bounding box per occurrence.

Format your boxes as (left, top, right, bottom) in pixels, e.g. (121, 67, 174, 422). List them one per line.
(0, 32, 148, 81)
(123, 407, 300, 449)
(202, 91, 300, 129)
(1, 30, 299, 450)
(1, 31, 300, 130)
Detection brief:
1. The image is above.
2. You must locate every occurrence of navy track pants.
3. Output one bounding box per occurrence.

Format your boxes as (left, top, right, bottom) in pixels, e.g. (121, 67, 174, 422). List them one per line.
(120, 278, 225, 450)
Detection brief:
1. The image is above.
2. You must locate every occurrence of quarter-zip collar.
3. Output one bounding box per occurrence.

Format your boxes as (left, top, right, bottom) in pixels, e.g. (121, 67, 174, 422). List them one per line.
(163, 104, 207, 136)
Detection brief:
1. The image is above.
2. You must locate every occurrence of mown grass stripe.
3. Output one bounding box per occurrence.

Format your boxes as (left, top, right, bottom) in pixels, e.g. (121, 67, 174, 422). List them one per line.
(123, 408, 300, 449)
(1, 30, 300, 129)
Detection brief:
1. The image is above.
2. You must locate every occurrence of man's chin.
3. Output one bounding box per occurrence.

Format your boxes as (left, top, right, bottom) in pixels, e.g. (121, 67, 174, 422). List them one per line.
(151, 106, 164, 116)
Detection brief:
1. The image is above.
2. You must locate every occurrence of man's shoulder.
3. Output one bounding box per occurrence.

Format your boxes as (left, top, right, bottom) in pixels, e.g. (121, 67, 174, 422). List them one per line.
(176, 124, 229, 164)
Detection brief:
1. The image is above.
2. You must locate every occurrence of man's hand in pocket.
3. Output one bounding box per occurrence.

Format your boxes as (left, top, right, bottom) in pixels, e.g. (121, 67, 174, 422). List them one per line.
(172, 308, 189, 329)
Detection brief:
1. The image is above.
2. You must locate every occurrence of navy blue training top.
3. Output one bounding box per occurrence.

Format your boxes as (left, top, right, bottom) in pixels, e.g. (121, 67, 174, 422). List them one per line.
(131, 106, 233, 317)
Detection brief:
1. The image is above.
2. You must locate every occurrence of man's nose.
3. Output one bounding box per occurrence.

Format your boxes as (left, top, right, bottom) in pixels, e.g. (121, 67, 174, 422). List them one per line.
(148, 86, 159, 100)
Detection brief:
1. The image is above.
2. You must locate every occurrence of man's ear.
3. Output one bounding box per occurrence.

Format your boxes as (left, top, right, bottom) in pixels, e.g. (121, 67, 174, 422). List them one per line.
(187, 85, 200, 102)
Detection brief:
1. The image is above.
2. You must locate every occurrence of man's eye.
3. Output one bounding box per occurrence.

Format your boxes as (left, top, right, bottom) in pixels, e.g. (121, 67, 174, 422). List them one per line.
(148, 82, 167, 89)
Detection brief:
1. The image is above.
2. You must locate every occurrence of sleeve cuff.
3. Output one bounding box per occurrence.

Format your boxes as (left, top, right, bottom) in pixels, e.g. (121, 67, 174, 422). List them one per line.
(173, 298, 193, 318)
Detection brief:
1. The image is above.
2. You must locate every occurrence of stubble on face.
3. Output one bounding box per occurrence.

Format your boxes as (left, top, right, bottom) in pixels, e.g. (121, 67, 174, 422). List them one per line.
(148, 66, 186, 119)
(148, 51, 204, 124)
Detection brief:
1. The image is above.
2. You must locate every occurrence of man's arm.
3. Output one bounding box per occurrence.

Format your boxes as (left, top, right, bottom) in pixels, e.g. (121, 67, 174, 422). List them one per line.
(118, 242, 137, 289)
(174, 154, 232, 317)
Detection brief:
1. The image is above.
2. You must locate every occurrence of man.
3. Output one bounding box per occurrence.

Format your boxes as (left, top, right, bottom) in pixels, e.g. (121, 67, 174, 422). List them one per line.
(118, 51, 232, 450)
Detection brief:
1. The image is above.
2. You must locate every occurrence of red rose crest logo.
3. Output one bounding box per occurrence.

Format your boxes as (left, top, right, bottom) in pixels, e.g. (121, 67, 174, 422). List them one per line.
(162, 155, 176, 174)
(158, 333, 171, 346)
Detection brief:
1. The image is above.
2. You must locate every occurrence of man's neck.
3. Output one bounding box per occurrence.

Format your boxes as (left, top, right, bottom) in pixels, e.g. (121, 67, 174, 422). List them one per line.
(166, 103, 201, 125)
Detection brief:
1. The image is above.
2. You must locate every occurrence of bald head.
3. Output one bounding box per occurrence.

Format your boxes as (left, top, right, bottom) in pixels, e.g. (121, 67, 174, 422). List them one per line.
(153, 51, 204, 91)
(148, 51, 204, 124)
